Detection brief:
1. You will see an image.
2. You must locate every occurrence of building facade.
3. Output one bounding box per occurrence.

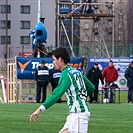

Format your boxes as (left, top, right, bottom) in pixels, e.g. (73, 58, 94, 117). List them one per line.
(0, 0, 56, 58)
(79, 0, 129, 57)
(127, 0, 133, 56)
(56, 0, 83, 57)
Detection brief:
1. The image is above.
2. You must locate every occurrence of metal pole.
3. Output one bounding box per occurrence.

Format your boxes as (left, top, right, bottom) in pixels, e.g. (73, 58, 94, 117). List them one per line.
(132, 1, 133, 55)
(57, 0, 60, 47)
(60, 20, 75, 57)
(38, 0, 42, 21)
(64, 22, 97, 56)
(15, 56, 18, 103)
(58, 2, 113, 6)
(112, 2, 115, 57)
(71, 4, 74, 49)
(101, 36, 110, 58)
(74, 20, 108, 57)
(98, 19, 102, 57)
(5, 0, 8, 59)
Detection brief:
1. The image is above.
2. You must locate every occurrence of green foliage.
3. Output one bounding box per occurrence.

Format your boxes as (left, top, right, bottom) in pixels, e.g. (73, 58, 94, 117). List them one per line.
(0, 103, 132, 133)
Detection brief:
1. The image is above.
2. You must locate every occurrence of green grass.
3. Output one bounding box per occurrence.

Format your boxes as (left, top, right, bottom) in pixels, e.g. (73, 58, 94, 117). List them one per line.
(98, 91, 128, 103)
(0, 103, 133, 133)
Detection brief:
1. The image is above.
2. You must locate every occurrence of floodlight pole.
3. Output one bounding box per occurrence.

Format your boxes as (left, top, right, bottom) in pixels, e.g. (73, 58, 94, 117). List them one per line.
(38, 0, 42, 21)
(5, 0, 8, 59)
(112, 2, 115, 57)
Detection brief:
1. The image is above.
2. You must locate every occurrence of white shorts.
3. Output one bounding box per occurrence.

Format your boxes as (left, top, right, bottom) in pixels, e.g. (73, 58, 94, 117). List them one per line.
(59, 112, 90, 133)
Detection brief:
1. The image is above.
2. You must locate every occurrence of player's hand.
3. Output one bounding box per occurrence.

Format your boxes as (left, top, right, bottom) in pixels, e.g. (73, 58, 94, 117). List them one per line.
(29, 113, 39, 123)
(29, 108, 42, 123)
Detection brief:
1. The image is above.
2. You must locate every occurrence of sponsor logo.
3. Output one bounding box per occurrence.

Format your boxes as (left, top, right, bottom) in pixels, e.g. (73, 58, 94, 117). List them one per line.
(18, 61, 31, 73)
(119, 79, 126, 86)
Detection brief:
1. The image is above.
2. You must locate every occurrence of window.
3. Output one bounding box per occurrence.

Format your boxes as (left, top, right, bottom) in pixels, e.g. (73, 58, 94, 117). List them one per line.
(1, 36, 11, 44)
(61, 36, 67, 46)
(94, 33, 99, 41)
(61, 4, 68, 8)
(74, 24, 79, 31)
(119, 10, 123, 16)
(84, 22, 89, 29)
(118, 34, 122, 41)
(94, 21, 98, 28)
(108, 20, 112, 28)
(95, 48, 99, 54)
(20, 36, 30, 44)
(108, 33, 112, 41)
(20, 5, 30, 14)
(108, 7, 112, 14)
(20, 21, 30, 29)
(1, 5, 11, 13)
(1, 20, 11, 29)
(118, 21, 123, 28)
(73, 4, 78, 9)
(84, 35, 89, 41)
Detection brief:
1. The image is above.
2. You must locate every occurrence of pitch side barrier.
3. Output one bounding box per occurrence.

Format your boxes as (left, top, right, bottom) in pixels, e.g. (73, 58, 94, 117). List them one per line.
(15, 57, 85, 103)
(1, 57, 86, 103)
(88, 58, 132, 103)
(17, 57, 84, 79)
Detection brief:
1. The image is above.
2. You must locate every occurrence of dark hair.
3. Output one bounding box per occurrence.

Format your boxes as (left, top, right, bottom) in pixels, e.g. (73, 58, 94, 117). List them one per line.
(129, 61, 133, 67)
(131, 61, 133, 64)
(40, 60, 45, 64)
(51, 47, 70, 64)
(110, 60, 113, 63)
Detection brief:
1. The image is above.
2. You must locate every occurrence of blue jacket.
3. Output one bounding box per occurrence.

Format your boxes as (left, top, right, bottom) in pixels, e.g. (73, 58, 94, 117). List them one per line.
(125, 66, 133, 87)
(49, 69, 61, 86)
(35, 66, 49, 83)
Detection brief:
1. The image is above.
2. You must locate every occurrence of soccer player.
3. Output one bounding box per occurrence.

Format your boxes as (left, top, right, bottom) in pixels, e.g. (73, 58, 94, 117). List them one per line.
(29, 47, 95, 133)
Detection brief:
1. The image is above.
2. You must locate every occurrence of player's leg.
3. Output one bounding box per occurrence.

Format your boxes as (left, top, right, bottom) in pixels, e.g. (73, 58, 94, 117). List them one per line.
(94, 85, 98, 102)
(109, 89, 114, 103)
(59, 120, 69, 133)
(59, 113, 77, 133)
(128, 87, 132, 103)
(78, 112, 90, 133)
(36, 84, 41, 103)
(60, 129, 69, 133)
(59, 112, 90, 133)
(42, 83, 48, 103)
(104, 82, 109, 99)
(89, 93, 93, 103)
(131, 88, 133, 103)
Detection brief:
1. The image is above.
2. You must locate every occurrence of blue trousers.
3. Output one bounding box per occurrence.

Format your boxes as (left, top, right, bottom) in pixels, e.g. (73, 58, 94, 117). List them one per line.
(128, 87, 133, 103)
(104, 82, 115, 103)
(36, 82, 48, 103)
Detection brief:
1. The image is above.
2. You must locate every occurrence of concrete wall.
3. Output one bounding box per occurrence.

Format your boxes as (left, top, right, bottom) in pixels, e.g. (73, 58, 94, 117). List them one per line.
(0, 0, 56, 58)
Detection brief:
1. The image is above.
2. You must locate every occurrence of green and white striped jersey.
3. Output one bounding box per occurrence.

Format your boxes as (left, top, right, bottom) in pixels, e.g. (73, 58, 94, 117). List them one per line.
(40, 65, 95, 113)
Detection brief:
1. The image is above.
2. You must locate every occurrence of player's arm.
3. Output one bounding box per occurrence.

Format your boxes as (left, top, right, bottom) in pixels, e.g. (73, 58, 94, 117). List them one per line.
(83, 75, 95, 96)
(41, 74, 71, 110)
(29, 74, 71, 122)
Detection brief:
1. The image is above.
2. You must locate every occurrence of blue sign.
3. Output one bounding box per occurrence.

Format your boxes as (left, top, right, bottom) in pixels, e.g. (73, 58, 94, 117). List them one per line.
(17, 57, 84, 79)
(89, 58, 133, 73)
(89, 58, 133, 90)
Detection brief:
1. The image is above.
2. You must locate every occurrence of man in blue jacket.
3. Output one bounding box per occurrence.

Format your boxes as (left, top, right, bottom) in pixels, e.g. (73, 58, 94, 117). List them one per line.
(34, 60, 49, 103)
(86, 62, 104, 103)
(49, 68, 62, 103)
(125, 61, 133, 103)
